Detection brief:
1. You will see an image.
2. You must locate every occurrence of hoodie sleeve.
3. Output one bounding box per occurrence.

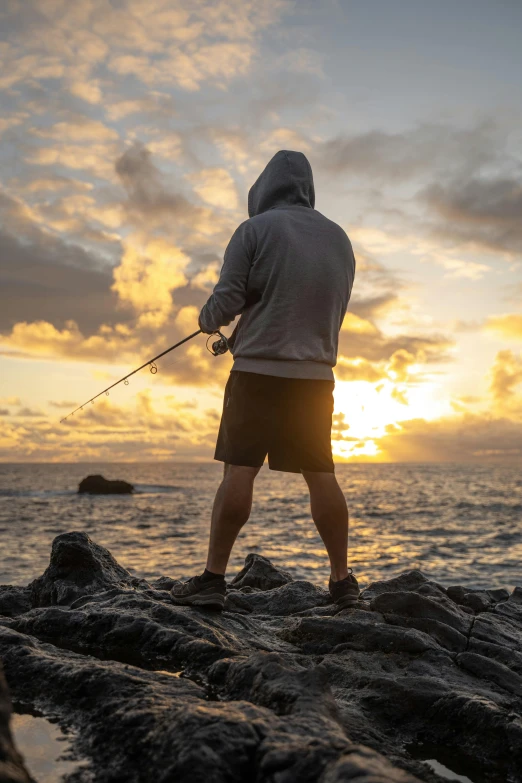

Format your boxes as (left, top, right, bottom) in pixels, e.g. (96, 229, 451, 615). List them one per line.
(198, 220, 257, 334)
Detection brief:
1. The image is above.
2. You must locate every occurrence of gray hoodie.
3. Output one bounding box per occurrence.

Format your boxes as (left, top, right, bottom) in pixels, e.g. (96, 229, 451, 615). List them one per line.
(198, 149, 356, 380)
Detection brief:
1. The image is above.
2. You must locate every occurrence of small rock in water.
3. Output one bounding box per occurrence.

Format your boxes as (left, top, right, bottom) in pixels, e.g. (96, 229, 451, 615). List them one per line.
(78, 474, 134, 494)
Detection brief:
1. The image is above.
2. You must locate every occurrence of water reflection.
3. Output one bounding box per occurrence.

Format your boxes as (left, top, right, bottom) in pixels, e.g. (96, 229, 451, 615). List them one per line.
(11, 704, 87, 783)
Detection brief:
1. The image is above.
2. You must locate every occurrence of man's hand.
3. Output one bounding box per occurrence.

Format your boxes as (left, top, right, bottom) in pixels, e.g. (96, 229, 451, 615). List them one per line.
(198, 314, 214, 335)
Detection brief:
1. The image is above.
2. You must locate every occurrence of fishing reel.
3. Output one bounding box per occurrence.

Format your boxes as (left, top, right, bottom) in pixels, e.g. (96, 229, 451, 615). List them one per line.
(206, 331, 229, 357)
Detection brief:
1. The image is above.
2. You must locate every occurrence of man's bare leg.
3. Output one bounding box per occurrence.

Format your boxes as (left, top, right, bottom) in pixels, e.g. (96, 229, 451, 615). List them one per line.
(205, 463, 261, 575)
(302, 471, 349, 582)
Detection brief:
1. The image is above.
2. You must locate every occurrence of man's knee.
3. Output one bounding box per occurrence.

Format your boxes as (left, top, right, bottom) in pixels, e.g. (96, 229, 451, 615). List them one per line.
(223, 463, 261, 481)
(302, 469, 338, 489)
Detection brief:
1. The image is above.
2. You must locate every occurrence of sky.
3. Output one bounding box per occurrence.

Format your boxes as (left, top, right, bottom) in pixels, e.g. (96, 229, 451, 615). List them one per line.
(0, 0, 521, 463)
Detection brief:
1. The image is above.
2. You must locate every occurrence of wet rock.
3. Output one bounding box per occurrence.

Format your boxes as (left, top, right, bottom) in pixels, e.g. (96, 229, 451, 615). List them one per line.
(0, 661, 33, 783)
(28, 531, 148, 607)
(229, 553, 293, 591)
(78, 474, 134, 494)
(0, 533, 521, 783)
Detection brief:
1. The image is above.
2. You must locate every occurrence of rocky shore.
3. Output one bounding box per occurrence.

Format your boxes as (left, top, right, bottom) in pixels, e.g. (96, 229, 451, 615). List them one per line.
(0, 531, 521, 782)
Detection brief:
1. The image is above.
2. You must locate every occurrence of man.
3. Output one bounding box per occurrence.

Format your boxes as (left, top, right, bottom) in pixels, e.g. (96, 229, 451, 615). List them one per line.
(171, 149, 358, 611)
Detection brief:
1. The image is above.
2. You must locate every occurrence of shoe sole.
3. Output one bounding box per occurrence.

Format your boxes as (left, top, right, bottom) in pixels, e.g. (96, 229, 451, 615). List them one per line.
(334, 592, 360, 609)
(170, 592, 225, 610)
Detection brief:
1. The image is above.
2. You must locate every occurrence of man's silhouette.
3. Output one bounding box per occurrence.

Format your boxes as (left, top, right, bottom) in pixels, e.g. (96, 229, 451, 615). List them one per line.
(171, 150, 358, 610)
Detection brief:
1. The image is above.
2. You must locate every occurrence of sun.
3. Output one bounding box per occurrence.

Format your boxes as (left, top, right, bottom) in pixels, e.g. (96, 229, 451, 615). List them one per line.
(331, 378, 450, 460)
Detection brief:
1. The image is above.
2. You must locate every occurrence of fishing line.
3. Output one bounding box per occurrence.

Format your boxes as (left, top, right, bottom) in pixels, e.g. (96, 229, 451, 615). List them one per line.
(60, 329, 229, 423)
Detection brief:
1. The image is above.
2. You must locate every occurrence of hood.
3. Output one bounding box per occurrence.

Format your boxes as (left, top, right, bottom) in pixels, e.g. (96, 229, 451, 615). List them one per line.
(248, 149, 315, 218)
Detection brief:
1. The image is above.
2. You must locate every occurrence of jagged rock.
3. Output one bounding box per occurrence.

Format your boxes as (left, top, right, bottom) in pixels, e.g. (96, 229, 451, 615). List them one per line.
(0, 588, 31, 619)
(361, 570, 445, 602)
(225, 580, 329, 616)
(370, 591, 472, 635)
(28, 531, 149, 607)
(0, 532, 521, 783)
(0, 661, 33, 783)
(78, 474, 134, 494)
(229, 553, 294, 591)
(446, 585, 493, 613)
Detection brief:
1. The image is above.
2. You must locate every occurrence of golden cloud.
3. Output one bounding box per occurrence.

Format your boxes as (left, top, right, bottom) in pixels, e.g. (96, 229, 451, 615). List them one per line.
(0, 389, 222, 462)
(111, 236, 190, 326)
(185, 167, 239, 210)
(340, 313, 379, 336)
(488, 349, 522, 414)
(485, 314, 522, 341)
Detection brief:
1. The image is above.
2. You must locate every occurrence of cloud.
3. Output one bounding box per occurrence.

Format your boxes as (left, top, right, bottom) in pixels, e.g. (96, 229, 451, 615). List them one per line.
(485, 314, 522, 341)
(49, 400, 80, 409)
(488, 349, 522, 411)
(0, 197, 122, 335)
(111, 236, 190, 327)
(185, 167, 239, 210)
(31, 116, 118, 143)
(0, 397, 21, 406)
(116, 142, 198, 220)
(16, 407, 45, 417)
(0, 389, 223, 462)
(374, 413, 522, 463)
(0, 0, 289, 100)
(318, 120, 503, 181)
(422, 175, 522, 256)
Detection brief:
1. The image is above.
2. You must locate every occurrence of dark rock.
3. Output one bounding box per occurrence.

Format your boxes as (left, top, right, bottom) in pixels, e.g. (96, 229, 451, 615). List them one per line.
(322, 746, 421, 783)
(361, 570, 445, 603)
(510, 586, 522, 604)
(446, 585, 492, 613)
(486, 587, 510, 603)
(0, 587, 31, 618)
(225, 580, 329, 616)
(370, 591, 472, 635)
(28, 531, 149, 607)
(0, 661, 33, 783)
(78, 474, 134, 494)
(456, 651, 522, 697)
(229, 553, 294, 591)
(0, 533, 521, 783)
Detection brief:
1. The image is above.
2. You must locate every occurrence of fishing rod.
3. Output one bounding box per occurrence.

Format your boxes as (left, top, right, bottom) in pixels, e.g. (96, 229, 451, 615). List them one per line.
(60, 329, 229, 423)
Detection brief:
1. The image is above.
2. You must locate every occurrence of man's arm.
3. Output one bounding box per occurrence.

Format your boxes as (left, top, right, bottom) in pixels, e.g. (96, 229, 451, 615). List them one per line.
(198, 220, 256, 334)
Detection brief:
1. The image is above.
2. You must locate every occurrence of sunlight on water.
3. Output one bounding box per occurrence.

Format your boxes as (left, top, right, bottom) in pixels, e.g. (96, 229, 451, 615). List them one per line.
(1, 463, 521, 590)
(11, 707, 87, 782)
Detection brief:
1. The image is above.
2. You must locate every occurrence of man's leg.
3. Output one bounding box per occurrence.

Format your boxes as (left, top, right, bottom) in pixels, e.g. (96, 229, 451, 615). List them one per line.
(206, 463, 261, 575)
(302, 470, 349, 582)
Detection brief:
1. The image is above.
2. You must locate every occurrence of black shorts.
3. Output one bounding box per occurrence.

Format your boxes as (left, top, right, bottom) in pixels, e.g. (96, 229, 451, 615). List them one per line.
(214, 371, 335, 474)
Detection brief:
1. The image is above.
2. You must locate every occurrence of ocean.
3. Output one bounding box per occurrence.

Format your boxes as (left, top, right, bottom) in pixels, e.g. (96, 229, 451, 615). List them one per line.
(1, 462, 521, 591)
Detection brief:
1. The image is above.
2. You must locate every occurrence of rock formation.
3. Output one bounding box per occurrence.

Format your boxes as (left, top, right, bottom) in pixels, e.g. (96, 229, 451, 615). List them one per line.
(78, 474, 134, 494)
(0, 531, 521, 782)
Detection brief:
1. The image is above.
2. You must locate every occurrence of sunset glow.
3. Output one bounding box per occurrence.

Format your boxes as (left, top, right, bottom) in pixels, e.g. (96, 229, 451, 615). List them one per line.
(0, 1, 521, 463)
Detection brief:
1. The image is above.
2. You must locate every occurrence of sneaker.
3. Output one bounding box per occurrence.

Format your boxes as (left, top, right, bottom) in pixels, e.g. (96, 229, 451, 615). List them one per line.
(170, 573, 226, 610)
(329, 570, 360, 609)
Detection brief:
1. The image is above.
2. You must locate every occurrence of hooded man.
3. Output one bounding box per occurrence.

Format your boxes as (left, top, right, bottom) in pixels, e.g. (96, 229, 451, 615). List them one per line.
(171, 150, 358, 610)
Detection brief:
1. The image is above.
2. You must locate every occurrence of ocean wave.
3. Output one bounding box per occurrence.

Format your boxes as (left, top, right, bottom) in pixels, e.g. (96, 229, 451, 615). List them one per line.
(133, 484, 182, 495)
(0, 489, 77, 498)
(455, 501, 522, 513)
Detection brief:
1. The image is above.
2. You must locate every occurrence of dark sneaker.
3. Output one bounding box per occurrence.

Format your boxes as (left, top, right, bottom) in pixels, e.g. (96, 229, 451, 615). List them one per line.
(329, 570, 360, 609)
(170, 574, 226, 610)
